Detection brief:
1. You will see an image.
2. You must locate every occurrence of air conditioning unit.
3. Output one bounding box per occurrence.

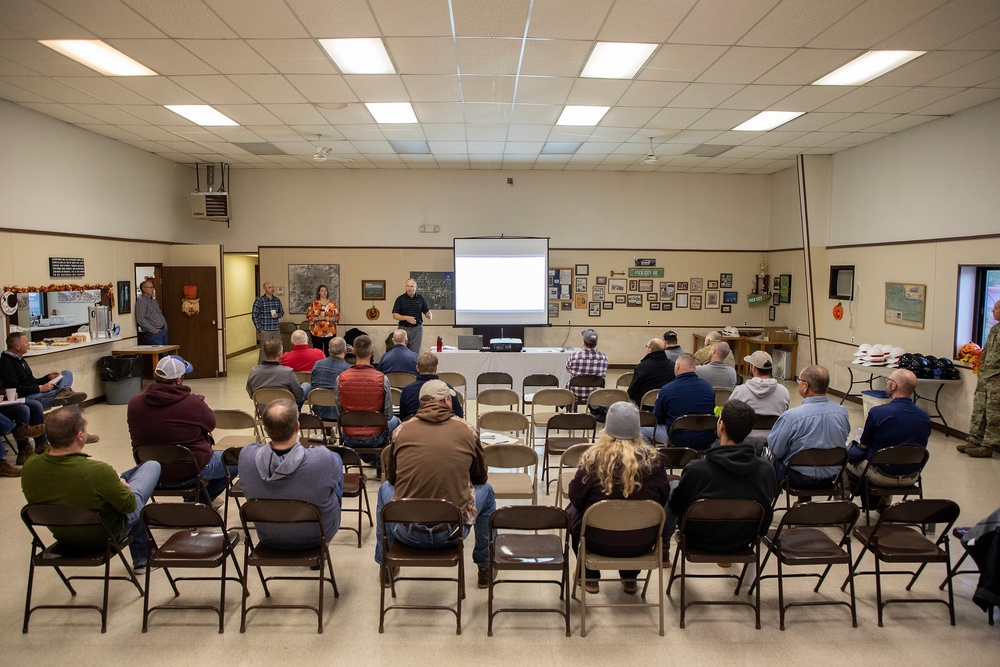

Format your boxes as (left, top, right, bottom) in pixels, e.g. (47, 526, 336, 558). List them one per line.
(772, 349, 792, 380)
(191, 192, 229, 222)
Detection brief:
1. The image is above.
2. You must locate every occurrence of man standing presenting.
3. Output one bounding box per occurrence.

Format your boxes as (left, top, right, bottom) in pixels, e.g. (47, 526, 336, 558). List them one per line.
(136, 279, 168, 346)
(566, 329, 608, 404)
(375, 380, 495, 588)
(627, 338, 674, 405)
(252, 281, 284, 363)
(391, 279, 432, 355)
(22, 406, 161, 573)
(962, 298, 1000, 458)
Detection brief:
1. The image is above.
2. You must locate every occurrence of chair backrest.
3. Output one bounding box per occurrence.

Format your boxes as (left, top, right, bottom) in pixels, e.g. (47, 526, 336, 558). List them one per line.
(586, 388, 630, 409)
(307, 387, 337, 409)
(337, 410, 388, 432)
(222, 445, 242, 468)
(714, 388, 733, 407)
(298, 412, 327, 443)
(22, 503, 107, 532)
(386, 372, 415, 389)
(490, 505, 569, 532)
(877, 498, 959, 529)
(545, 412, 597, 438)
(752, 413, 779, 431)
(640, 388, 659, 410)
(657, 446, 699, 472)
(214, 409, 257, 431)
(483, 443, 538, 470)
(785, 446, 849, 471)
(615, 372, 633, 389)
(133, 444, 201, 474)
(531, 388, 576, 411)
(437, 372, 467, 393)
(866, 445, 930, 472)
(141, 502, 225, 531)
(240, 498, 324, 526)
(778, 500, 859, 532)
(521, 373, 559, 406)
(478, 410, 530, 435)
(669, 414, 718, 438)
(477, 372, 513, 394)
(639, 411, 659, 443)
(568, 374, 605, 392)
(681, 498, 765, 526)
(326, 444, 363, 469)
(295, 371, 311, 384)
(252, 387, 297, 415)
(381, 498, 462, 527)
(558, 442, 593, 471)
(390, 386, 402, 408)
(581, 499, 665, 534)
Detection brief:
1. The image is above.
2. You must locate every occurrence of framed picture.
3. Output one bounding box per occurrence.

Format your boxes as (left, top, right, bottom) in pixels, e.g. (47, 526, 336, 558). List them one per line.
(723, 291, 738, 304)
(575, 277, 588, 293)
(884, 282, 926, 329)
(662, 303, 673, 311)
(629, 279, 638, 291)
(659, 282, 675, 301)
(720, 273, 733, 289)
(559, 284, 572, 299)
(646, 293, 657, 301)
(593, 286, 605, 301)
(691, 278, 703, 293)
(706, 291, 720, 308)
(575, 264, 589, 276)
(609, 278, 627, 293)
(289, 263, 340, 314)
(649, 302, 661, 311)
(676, 293, 689, 308)
(362, 280, 386, 300)
(690, 295, 703, 310)
(772, 292, 780, 306)
(707, 280, 719, 290)
(589, 302, 601, 317)
(774, 276, 781, 292)
(561, 301, 572, 311)
(117, 280, 131, 314)
(677, 282, 689, 291)
(769, 305, 776, 321)
(779, 274, 792, 303)
(548, 303, 558, 317)
(548, 286, 558, 300)
(615, 295, 626, 303)
(638, 279, 653, 292)
(596, 276, 607, 285)
(627, 294, 642, 307)
(721, 305, 732, 313)
(575, 293, 588, 308)
(603, 301, 613, 310)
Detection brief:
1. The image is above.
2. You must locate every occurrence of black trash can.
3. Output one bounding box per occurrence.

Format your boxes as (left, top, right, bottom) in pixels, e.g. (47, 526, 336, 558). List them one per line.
(98, 355, 143, 405)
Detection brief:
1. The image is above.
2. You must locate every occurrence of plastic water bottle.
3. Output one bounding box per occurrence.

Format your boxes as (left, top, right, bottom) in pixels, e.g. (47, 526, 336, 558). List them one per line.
(437, 336, 443, 352)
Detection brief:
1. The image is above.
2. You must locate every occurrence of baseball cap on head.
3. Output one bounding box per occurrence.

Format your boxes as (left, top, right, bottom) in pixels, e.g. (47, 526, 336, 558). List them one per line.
(663, 330, 678, 342)
(744, 350, 772, 370)
(581, 328, 598, 344)
(419, 379, 456, 402)
(155, 355, 193, 380)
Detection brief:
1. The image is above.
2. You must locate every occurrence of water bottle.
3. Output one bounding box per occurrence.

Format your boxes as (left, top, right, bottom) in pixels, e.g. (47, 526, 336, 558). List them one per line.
(436, 336, 443, 352)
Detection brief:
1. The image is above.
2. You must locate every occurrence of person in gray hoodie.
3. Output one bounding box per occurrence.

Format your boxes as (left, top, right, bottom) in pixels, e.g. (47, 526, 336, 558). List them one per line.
(728, 350, 790, 440)
(238, 398, 343, 549)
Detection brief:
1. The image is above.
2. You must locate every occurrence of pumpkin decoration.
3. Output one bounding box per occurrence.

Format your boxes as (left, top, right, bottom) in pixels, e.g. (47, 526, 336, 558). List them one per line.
(365, 302, 380, 321)
(832, 302, 844, 320)
(959, 341, 983, 373)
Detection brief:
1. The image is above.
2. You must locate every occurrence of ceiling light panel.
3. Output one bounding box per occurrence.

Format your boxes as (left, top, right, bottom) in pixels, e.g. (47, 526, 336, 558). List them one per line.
(365, 102, 418, 123)
(39, 40, 157, 76)
(812, 51, 926, 86)
(732, 111, 805, 131)
(556, 105, 610, 126)
(319, 38, 396, 74)
(582, 42, 657, 79)
(165, 105, 240, 126)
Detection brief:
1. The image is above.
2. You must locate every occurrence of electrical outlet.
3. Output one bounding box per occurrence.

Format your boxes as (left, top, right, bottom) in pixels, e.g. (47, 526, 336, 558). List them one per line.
(851, 337, 855, 344)
(796, 327, 800, 333)
(647, 320, 651, 325)
(744, 320, 748, 326)
(567, 320, 571, 325)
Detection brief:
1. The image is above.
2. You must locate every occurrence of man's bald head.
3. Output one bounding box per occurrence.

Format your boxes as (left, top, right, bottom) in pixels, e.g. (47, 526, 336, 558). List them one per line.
(710, 342, 730, 361)
(646, 338, 665, 352)
(887, 368, 917, 398)
(392, 329, 408, 346)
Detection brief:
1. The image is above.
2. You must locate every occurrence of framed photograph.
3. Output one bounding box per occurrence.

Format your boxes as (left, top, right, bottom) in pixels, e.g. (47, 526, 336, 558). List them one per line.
(548, 286, 558, 300)
(646, 293, 657, 301)
(603, 301, 613, 310)
(707, 280, 719, 290)
(649, 302, 661, 311)
(720, 273, 733, 288)
(769, 305, 776, 321)
(690, 295, 703, 310)
(575, 293, 588, 308)
(116, 280, 132, 314)
(772, 292, 780, 306)
(548, 303, 558, 318)
(592, 286, 605, 301)
(884, 282, 926, 329)
(691, 278, 703, 293)
(627, 294, 642, 307)
(362, 279, 386, 300)
(779, 274, 792, 303)
(676, 293, 689, 308)
(589, 302, 601, 317)
(677, 282, 689, 291)
(662, 303, 673, 311)
(659, 282, 675, 301)
(575, 264, 589, 276)
(560, 284, 572, 299)
(706, 291, 720, 308)
(723, 291, 738, 304)
(575, 277, 588, 293)
(615, 295, 626, 304)
(289, 263, 340, 314)
(637, 279, 653, 292)
(596, 276, 607, 285)
(609, 278, 627, 293)
(561, 301, 572, 311)
(629, 279, 638, 291)
(721, 304, 732, 313)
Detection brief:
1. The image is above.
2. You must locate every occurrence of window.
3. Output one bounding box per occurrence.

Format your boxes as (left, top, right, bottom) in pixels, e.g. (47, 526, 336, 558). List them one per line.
(956, 265, 1000, 355)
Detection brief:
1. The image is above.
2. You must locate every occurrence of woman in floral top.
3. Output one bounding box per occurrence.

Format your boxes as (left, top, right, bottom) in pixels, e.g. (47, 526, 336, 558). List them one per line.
(306, 285, 339, 356)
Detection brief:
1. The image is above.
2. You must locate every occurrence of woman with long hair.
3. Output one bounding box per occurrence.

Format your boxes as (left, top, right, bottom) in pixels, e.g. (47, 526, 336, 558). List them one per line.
(567, 401, 670, 594)
(306, 284, 339, 356)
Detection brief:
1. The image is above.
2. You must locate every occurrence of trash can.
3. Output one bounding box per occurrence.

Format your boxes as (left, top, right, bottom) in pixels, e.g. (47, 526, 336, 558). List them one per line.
(98, 355, 143, 405)
(861, 389, 891, 420)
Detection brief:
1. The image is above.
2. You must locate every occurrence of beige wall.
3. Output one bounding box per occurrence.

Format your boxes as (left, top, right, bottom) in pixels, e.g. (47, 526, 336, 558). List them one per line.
(223, 254, 259, 356)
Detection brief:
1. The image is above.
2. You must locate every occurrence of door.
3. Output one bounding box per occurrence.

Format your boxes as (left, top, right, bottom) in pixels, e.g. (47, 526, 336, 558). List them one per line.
(161, 266, 219, 379)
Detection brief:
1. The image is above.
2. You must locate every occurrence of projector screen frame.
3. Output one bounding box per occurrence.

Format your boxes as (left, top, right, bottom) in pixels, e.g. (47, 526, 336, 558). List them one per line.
(453, 235, 551, 328)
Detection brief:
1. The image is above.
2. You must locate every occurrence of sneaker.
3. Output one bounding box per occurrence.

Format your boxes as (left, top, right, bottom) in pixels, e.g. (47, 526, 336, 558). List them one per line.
(15, 446, 34, 465)
(965, 446, 996, 458)
(12, 423, 45, 440)
(380, 565, 400, 588)
(622, 579, 638, 595)
(86, 433, 100, 444)
(0, 459, 22, 477)
(133, 564, 160, 576)
(576, 574, 599, 594)
(477, 566, 491, 589)
(211, 496, 225, 512)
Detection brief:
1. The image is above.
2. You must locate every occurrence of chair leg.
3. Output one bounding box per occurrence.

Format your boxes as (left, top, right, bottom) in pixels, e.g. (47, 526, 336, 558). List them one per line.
(939, 549, 972, 590)
(846, 543, 858, 628)
(100, 553, 111, 633)
(22, 559, 36, 633)
(316, 553, 324, 634)
(777, 559, 786, 631)
(944, 541, 956, 626)
(218, 550, 227, 634)
(679, 552, 687, 629)
(874, 555, 885, 627)
(240, 546, 250, 633)
(579, 558, 587, 638)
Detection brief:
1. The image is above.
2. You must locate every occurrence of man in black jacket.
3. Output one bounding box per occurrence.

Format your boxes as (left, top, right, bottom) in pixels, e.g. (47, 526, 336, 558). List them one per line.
(627, 338, 675, 405)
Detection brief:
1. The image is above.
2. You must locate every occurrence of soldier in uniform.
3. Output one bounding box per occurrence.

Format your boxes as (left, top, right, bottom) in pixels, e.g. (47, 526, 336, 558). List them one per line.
(961, 299, 1000, 458)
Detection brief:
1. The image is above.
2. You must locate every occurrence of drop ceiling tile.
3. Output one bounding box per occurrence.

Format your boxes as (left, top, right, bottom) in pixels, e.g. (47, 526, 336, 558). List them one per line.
(666, 129, 726, 145)
(598, 0, 694, 41)
(819, 112, 899, 132)
(779, 111, 853, 131)
(333, 125, 384, 140)
(503, 140, 544, 153)
(423, 123, 466, 140)
(350, 139, 395, 152)
(754, 48, 862, 85)
(514, 76, 573, 105)
(342, 74, 409, 102)
(106, 39, 216, 75)
(0, 0, 92, 38)
(507, 124, 552, 141)
(668, 83, 744, 107)
(719, 84, 799, 110)
(617, 80, 686, 107)
(914, 86, 1000, 114)
(203, 126, 268, 142)
(315, 103, 371, 123)
(528, 0, 612, 39)
(122, 104, 197, 124)
(640, 44, 728, 82)
(773, 85, 849, 111)
(565, 78, 630, 105)
(865, 87, 958, 113)
(739, 0, 863, 47)
(41, 0, 165, 38)
(428, 141, 469, 155)
(2, 75, 102, 102)
(227, 73, 306, 103)
(369, 0, 453, 37)
(926, 52, 1000, 88)
(742, 130, 807, 146)
(214, 106, 282, 125)
(246, 39, 336, 75)
(465, 102, 511, 123)
(862, 114, 940, 133)
(599, 106, 658, 127)
(114, 75, 203, 104)
(412, 101, 465, 122)
(285, 0, 378, 36)
(509, 104, 561, 124)
(590, 126, 635, 141)
(0, 39, 103, 76)
(0, 54, 41, 76)
(65, 102, 149, 123)
(816, 86, 906, 112)
(807, 0, 948, 49)
(205, 0, 309, 38)
(456, 38, 522, 75)
(943, 16, 1000, 49)
(380, 126, 426, 140)
(0, 78, 53, 102)
(386, 37, 457, 75)
(178, 40, 276, 74)
(547, 126, 593, 141)
(55, 76, 154, 104)
(646, 106, 709, 128)
(697, 47, 796, 84)
(820, 132, 890, 147)
(19, 102, 103, 123)
(172, 75, 255, 103)
(877, 0, 1000, 50)
(242, 125, 304, 141)
(261, 102, 328, 124)
(122, 0, 239, 38)
(575, 141, 621, 155)
(466, 124, 508, 141)
(285, 74, 358, 103)
(689, 108, 758, 130)
(452, 0, 530, 37)
(875, 50, 991, 87)
(461, 75, 515, 103)
(670, 0, 781, 46)
(519, 39, 590, 77)
(118, 123, 186, 140)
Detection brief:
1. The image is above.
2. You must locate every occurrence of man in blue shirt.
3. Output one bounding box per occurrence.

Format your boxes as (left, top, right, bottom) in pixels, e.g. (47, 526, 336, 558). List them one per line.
(378, 330, 419, 375)
(251, 281, 284, 363)
(309, 337, 351, 421)
(641, 354, 715, 448)
(391, 279, 432, 354)
(399, 352, 464, 422)
(767, 365, 850, 487)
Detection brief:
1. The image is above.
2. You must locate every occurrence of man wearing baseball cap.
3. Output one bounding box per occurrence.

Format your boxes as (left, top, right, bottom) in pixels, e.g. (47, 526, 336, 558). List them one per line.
(565, 329, 608, 404)
(127, 355, 233, 505)
(729, 351, 790, 440)
(662, 330, 688, 368)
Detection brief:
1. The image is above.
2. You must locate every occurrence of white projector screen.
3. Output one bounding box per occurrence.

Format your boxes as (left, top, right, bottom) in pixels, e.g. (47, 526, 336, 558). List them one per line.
(454, 237, 549, 326)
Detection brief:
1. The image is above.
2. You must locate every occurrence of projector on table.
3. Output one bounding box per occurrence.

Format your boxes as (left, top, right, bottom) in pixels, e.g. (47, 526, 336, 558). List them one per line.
(489, 338, 523, 352)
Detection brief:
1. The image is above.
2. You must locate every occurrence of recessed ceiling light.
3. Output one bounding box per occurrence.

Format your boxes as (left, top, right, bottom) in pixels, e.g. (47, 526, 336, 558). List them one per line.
(812, 50, 926, 86)
(39, 39, 156, 76)
(165, 105, 239, 126)
(365, 102, 418, 123)
(319, 38, 395, 74)
(556, 106, 610, 126)
(732, 111, 805, 132)
(581, 42, 657, 79)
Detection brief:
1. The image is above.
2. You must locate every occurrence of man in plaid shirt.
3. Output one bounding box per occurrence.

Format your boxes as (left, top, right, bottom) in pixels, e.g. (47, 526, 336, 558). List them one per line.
(565, 328, 608, 403)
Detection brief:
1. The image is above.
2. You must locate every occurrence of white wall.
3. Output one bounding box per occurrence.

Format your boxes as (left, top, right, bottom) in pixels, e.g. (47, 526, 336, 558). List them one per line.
(223, 254, 259, 356)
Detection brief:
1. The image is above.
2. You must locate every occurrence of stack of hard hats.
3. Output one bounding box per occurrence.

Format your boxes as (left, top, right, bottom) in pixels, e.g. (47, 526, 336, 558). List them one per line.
(851, 343, 872, 364)
(884, 346, 906, 367)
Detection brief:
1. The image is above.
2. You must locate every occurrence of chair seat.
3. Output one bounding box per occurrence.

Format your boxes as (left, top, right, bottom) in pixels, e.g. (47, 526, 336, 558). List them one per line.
(342, 472, 363, 496)
(493, 534, 565, 570)
(229, 479, 243, 497)
(682, 545, 756, 563)
(585, 549, 659, 571)
(546, 436, 590, 455)
(385, 541, 462, 567)
(248, 543, 324, 566)
(152, 530, 238, 565)
(38, 543, 111, 567)
(214, 434, 257, 450)
(770, 527, 849, 564)
(853, 524, 947, 560)
(489, 472, 534, 496)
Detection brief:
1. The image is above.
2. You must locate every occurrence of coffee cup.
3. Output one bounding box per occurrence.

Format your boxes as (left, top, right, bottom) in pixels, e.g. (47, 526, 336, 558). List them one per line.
(270, 309, 277, 317)
(4, 388, 15, 402)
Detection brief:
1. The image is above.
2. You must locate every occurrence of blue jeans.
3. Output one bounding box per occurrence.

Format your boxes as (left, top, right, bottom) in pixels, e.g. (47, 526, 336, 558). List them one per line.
(159, 451, 236, 502)
(145, 327, 168, 346)
(374, 480, 495, 567)
(298, 382, 311, 409)
(342, 416, 400, 449)
(119, 461, 161, 567)
(33, 371, 74, 409)
(641, 424, 669, 445)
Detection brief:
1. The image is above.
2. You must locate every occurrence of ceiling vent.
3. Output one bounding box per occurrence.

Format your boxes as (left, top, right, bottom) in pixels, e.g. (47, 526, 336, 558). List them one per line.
(684, 144, 735, 157)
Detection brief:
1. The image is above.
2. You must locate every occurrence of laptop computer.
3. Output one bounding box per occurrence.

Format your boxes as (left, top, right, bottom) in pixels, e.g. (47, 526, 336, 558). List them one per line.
(457, 334, 483, 350)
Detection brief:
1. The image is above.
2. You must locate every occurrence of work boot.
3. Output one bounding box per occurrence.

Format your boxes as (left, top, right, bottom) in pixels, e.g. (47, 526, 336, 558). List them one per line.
(0, 459, 22, 477)
(56, 391, 87, 406)
(16, 446, 35, 465)
(964, 446, 996, 458)
(12, 423, 45, 440)
(956, 442, 974, 453)
(478, 566, 492, 589)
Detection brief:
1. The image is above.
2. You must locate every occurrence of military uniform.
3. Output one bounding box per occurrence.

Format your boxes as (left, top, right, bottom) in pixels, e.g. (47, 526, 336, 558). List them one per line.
(965, 321, 1000, 456)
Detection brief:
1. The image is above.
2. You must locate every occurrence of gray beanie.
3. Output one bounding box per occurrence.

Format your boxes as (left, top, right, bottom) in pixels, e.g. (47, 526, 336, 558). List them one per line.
(604, 401, 641, 440)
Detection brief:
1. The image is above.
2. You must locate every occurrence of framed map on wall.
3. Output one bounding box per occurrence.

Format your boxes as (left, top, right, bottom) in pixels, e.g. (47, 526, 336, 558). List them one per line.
(884, 282, 926, 329)
(409, 271, 455, 310)
(288, 264, 340, 314)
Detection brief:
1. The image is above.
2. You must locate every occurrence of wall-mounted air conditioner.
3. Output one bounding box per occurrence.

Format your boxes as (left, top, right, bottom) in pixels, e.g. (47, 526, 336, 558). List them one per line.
(191, 192, 229, 222)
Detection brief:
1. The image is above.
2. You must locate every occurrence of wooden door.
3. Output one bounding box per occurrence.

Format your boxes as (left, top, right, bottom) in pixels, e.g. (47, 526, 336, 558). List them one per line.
(161, 266, 219, 379)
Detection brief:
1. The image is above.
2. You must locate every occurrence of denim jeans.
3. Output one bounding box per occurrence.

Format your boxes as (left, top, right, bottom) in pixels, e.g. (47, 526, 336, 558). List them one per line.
(33, 371, 74, 409)
(297, 382, 311, 409)
(118, 461, 161, 567)
(374, 480, 495, 567)
(159, 450, 236, 502)
(640, 424, 669, 446)
(1, 399, 48, 449)
(145, 327, 169, 346)
(342, 416, 400, 449)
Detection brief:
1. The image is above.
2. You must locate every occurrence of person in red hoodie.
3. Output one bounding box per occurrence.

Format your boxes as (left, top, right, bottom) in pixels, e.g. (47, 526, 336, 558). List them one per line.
(127, 355, 233, 505)
(281, 329, 325, 372)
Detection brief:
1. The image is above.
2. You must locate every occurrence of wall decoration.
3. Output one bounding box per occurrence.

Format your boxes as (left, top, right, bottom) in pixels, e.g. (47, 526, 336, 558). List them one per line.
(362, 280, 386, 300)
(575, 264, 589, 276)
(707, 280, 719, 290)
(772, 292, 780, 306)
(634, 258, 656, 267)
(628, 279, 638, 291)
(589, 302, 601, 317)
(721, 305, 732, 313)
(560, 284, 572, 299)
(659, 282, 675, 301)
(638, 279, 653, 292)
(575, 277, 588, 292)
(706, 291, 720, 308)
(649, 302, 661, 311)
(756, 274, 770, 295)
(603, 301, 613, 310)
(288, 264, 340, 314)
(628, 267, 664, 278)
(409, 271, 455, 310)
(56, 289, 102, 303)
(720, 273, 733, 288)
(690, 295, 703, 310)
(592, 286, 605, 301)
(548, 303, 558, 318)
(575, 293, 588, 308)
(615, 295, 626, 304)
(773, 276, 781, 292)
(676, 293, 688, 308)
(609, 278, 627, 293)
(662, 303, 673, 311)
(690, 278, 703, 293)
(596, 276, 607, 285)
(677, 282, 689, 291)
(627, 294, 642, 307)
(769, 305, 776, 321)
(884, 282, 926, 329)
(117, 281, 131, 314)
(723, 291, 738, 304)
(561, 301, 572, 311)
(646, 293, 657, 301)
(49, 257, 85, 278)
(548, 286, 558, 299)
(779, 274, 792, 303)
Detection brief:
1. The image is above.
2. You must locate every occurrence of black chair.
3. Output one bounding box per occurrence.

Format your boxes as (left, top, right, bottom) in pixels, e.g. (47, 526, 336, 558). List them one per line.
(133, 444, 211, 504)
(752, 413, 780, 432)
(238, 499, 338, 633)
(299, 412, 329, 445)
(477, 371, 513, 396)
(567, 374, 605, 408)
(656, 446, 699, 482)
(140, 502, 243, 633)
(779, 447, 849, 510)
(20, 503, 144, 633)
(521, 373, 559, 413)
(488, 505, 571, 636)
(541, 412, 597, 493)
(336, 410, 391, 477)
(327, 444, 373, 548)
(221, 446, 244, 529)
(849, 446, 930, 525)
(667, 414, 718, 447)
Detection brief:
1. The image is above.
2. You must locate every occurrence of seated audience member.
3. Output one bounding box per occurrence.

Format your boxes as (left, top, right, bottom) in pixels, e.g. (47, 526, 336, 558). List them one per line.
(377, 330, 419, 375)
(128, 355, 234, 505)
(22, 406, 161, 573)
(567, 402, 670, 594)
(335, 334, 399, 447)
(238, 398, 344, 548)
(247, 339, 309, 409)
(662, 330, 689, 367)
(729, 350, 790, 440)
(309, 337, 351, 421)
(375, 380, 495, 588)
(668, 400, 778, 550)
(846, 368, 930, 510)
(626, 338, 675, 405)
(694, 331, 737, 367)
(281, 329, 325, 372)
(399, 352, 463, 422)
(694, 342, 738, 389)
(1, 332, 88, 409)
(566, 329, 609, 406)
(641, 354, 715, 449)
(767, 365, 850, 489)
(0, 384, 47, 473)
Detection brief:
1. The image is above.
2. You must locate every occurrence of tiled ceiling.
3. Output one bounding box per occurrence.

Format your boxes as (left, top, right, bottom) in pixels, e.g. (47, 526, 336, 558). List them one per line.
(1, 0, 998, 174)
